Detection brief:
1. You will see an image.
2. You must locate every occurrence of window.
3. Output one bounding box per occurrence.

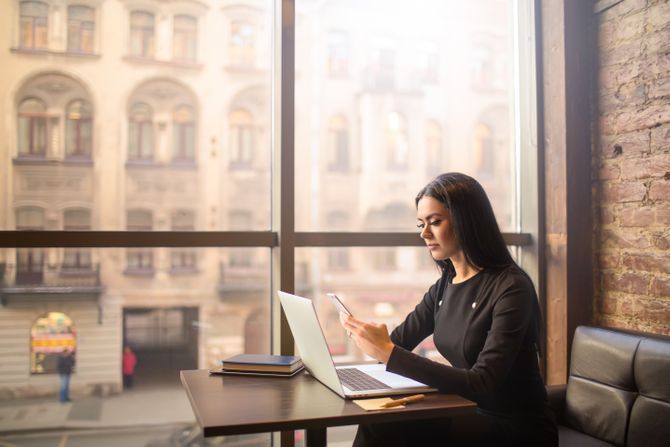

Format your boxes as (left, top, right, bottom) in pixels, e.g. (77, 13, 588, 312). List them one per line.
(19, 1, 48, 50)
(473, 123, 494, 178)
(67, 5, 95, 54)
(327, 115, 349, 171)
(229, 109, 254, 168)
(230, 21, 255, 66)
(327, 31, 349, 77)
(171, 210, 197, 272)
(65, 100, 93, 159)
(386, 112, 408, 170)
(172, 105, 196, 162)
(129, 11, 155, 58)
(17, 98, 47, 157)
(126, 209, 153, 273)
(368, 37, 395, 90)
(16, 207, 45, 284)
(425, 120, 442, 176)
(371, 248, 397, 271)
(416, 41, 439, 83)
(63, 209, 92, 270)
(229, 210, 253, 267)
(173, 15, 197, 63)
(128, 103, 154, 161)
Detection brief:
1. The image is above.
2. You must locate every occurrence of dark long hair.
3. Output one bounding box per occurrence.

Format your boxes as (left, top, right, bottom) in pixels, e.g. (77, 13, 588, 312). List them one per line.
(415, 172, 516, 275)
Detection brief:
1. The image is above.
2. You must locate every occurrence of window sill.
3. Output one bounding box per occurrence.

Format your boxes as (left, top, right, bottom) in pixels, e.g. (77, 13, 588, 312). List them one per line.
(123, 268, 155, 277)
(123, 55, 203, 69)
(11, 47, 100, 59)
(169, 267, 199, 275)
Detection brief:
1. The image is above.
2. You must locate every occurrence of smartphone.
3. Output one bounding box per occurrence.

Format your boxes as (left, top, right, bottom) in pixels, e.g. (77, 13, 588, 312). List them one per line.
(326, 293, 353, 317)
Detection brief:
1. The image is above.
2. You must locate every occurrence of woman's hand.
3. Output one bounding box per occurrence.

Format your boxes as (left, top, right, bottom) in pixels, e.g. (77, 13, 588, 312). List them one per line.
(340, 313, 395, 364)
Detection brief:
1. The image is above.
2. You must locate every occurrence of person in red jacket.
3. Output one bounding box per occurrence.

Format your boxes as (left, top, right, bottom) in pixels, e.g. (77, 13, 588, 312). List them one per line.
(122, 346, 137, 389)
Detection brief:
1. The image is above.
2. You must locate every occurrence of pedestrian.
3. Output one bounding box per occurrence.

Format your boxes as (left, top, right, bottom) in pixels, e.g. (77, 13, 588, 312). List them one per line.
(122, 346, 137, 389)
(57, 348, 75, 403)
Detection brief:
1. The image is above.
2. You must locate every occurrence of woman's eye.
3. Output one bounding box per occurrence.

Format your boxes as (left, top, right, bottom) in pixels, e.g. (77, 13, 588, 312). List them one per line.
(416, 223, 425, 229)
(429, 220, 442, 226)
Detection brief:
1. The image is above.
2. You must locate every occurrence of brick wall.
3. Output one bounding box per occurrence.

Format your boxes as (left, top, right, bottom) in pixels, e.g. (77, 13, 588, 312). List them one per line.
(594, 0, 670, 334)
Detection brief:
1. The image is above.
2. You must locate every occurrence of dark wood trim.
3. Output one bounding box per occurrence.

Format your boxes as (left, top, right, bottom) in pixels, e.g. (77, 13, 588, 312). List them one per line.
(295, 232, 532, 247)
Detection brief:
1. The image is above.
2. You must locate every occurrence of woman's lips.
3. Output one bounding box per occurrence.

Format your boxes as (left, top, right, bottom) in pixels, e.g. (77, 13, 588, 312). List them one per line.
(427, 244, 439, 251)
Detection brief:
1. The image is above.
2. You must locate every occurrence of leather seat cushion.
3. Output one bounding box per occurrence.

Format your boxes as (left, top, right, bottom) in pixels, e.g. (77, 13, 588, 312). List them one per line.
(558, 425, 615, 447)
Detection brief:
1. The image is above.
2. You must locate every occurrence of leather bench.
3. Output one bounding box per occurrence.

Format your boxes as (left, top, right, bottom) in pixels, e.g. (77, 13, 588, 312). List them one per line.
(547, 326, 670, 446)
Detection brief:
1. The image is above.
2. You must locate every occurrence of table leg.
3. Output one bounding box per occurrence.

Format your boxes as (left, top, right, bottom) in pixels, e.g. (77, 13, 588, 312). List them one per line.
(305, 427, 327, 447)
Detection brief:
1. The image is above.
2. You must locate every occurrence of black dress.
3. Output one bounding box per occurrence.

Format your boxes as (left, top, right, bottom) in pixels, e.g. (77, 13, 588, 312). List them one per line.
(353, 265, 558, 447)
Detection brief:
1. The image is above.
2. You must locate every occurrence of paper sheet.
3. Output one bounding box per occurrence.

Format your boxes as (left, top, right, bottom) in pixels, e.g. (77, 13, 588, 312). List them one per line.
(353, 397, 405, 411)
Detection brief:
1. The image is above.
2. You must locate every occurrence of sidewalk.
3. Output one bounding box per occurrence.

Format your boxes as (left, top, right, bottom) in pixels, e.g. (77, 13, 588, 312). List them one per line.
(0, 384, 195, 434)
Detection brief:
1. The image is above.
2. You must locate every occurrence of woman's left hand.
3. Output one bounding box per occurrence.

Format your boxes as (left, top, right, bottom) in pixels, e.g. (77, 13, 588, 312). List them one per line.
(340, 314, 395, 364)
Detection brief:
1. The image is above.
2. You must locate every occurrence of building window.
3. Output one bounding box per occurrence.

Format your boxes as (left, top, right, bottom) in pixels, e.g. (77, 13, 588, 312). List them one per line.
(386, 112, 408, 170)
(425, 120, 442, 176)
(126, 209, 153, 273)
(65, 100, 92, 159)
(230, 21, 255, 66)
(327, 31, 348, 77)
(229, 109, 254, 169)
(31, 312, 76, 374)
(19, 1, 48, 50)
(229, 210, 253, 267)
(63, 209, 92, 270)
(473, 123, 494, 178)
(67, 5, 95, 54)
(472, 43, 494, 90)
(327, 115, 349, 172)
(17, 98, 47, 157)
(368, 38, 395, 90)
(171, 210, 197, 272)
(172, 105, 195, 162)
(16, 207, 45, 284)
(129, 11, 155, 58)
(417, 41, 439, 83)
(372, 248, 397, 271)
(173, 15, 197, 62)
(128, 103, 154, 161)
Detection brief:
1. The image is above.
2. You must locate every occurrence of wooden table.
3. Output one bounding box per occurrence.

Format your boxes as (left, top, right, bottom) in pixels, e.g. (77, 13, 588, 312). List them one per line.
(180, 369, 476, 446)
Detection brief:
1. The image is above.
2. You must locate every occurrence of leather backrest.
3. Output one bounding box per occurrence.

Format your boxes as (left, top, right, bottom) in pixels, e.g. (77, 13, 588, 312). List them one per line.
(627, 338, 670, 447)
(565, 327, 640, 446)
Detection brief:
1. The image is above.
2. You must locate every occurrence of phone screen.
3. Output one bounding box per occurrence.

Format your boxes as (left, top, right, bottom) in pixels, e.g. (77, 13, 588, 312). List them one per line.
(327, 293, 352, 316)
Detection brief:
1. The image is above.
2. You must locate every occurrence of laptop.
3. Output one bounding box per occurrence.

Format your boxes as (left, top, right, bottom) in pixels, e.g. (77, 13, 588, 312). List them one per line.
(277, 291, 437, 399)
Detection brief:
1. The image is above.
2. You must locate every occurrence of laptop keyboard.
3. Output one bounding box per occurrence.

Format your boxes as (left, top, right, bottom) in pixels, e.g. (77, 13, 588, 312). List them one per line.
(337, 368, 391, 391)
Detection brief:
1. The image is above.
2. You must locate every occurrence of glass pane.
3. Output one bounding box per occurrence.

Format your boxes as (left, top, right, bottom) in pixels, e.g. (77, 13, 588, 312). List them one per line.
(295, 0, 517, 231)
(0, 247, 271, 445)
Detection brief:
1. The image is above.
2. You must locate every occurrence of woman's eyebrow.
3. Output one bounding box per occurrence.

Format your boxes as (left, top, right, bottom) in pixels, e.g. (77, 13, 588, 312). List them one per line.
(417, 213, 443, 221)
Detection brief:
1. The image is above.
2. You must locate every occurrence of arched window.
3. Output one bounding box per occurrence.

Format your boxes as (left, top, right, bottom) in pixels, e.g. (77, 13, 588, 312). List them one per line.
(425, 120, 442, 176)
(386, 112, 408, 169)
(63, 209, 92, 269)
(229, 210, 253, 267)
(171, 209, 196, 271)
(20, 1, 48, 50)
(328, 115, 349, 171)
(130, 11, 155, 58)
(126, 209, 153, 272)
(67, 5, 95, 53)
(327, 31, 349, 77)
(16, 207, 45, 284)
(128, 103, 154, 161)
(229, 109, 254, 168)
(65, 100, 92, 158)
(326, 211, 350, 270)
(230, 21, 255, 66)
(173, 15, 197, 62)
(473, 123, 494, 177)
(172, 105, 195, 162)
(31, 312, 76, 374)
(17, 98, 47, 157)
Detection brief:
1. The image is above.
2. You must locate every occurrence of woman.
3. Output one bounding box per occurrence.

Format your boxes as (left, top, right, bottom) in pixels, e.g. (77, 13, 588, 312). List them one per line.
(341, 173, 557, 446)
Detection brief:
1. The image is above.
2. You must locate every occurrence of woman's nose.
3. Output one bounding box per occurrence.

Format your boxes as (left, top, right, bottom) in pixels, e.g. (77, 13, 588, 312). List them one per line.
(420, 226, 431, 239)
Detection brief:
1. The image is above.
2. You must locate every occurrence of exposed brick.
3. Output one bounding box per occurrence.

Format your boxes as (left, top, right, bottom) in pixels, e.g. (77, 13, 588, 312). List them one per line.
(598, 129, 650, 157)
(646, 51, 670, 76)
(599, 206, 616, 225)
(601, 181, 647, 202)
(623, 253, 670, 274)
(645, 22, 670, 54)
(650, 124, 670, 152)
(646, 0, 670, 30)
(613, 104, 670, 133)
(598, 252, 621, 269)
(620, 206, 655, 227)
(658, 206, 670, 225)
(650, 180, 670, 201)
(600, 0, 648, 23)
(597, 162, 621, 180)
(599, 11, 647, 45)
(651, 276, 670, 297)
(599, 62, 641, 90)
(595, 295, 618, 315)
(649, 77, 670, 99)
(620, 153, 670, 179)
(651, 231, 670, 249)
(601, 228, 652, 249)
(631, 298, 670, 324)
(603, 271, 650, 294)
(601, 40, 644, 68)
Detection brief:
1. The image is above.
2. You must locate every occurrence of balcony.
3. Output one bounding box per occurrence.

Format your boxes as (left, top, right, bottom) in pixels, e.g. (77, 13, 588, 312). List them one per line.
(0, 262, 104, 306)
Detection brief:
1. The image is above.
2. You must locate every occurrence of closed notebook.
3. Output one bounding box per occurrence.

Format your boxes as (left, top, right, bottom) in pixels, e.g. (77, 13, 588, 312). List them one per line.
(221, 354, 303, 373)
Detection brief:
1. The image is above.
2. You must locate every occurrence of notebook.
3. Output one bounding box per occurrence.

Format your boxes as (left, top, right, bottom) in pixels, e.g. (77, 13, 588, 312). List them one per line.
(277, 291, 437, 399)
